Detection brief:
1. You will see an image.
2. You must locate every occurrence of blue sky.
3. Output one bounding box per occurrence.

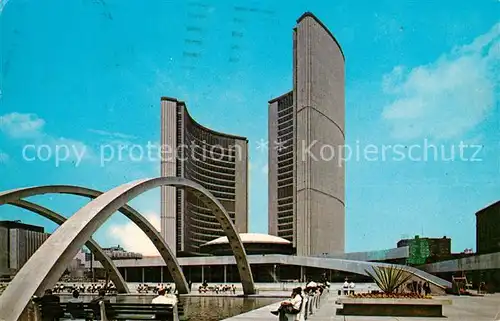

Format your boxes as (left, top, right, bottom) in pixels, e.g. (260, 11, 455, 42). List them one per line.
(0, 0, 499, 254)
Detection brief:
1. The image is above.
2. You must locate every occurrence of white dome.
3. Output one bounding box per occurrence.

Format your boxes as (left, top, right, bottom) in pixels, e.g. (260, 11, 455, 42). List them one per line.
(202, 233, 291, 246)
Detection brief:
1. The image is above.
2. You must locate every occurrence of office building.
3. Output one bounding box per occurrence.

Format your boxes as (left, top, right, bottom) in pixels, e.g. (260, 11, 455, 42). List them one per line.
(397, 235, 452, 265)
(0, 221, 49, 278)
(160, 97, 249, 257)
(476, 200, 500, 255)
(268, 12, 345, 256)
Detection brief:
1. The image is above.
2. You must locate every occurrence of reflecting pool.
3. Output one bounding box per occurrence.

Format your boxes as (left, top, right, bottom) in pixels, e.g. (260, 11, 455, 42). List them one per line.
(59, 295, 281, 321)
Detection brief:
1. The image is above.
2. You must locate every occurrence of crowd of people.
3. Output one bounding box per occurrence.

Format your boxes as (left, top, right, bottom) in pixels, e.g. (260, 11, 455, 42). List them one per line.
(136, 283, 175, 294)
(197, 280, 237, 294)
(50, 282, 117, 294)
(406, 280, 432, 295)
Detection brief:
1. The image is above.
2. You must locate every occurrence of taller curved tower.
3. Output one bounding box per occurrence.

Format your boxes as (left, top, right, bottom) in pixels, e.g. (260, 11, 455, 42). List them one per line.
(161, 97, 248, 256)
(269, 12, 345, 256)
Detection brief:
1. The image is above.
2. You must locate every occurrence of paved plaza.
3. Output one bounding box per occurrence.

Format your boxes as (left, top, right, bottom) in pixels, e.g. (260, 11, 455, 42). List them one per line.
(223, 291, 500, 321)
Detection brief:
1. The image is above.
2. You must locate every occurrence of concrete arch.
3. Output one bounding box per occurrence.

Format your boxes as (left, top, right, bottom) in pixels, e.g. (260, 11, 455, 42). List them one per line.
(0, 184, 188, 296)
(7, 199, 129, 293)
(0, 177, 255, 321)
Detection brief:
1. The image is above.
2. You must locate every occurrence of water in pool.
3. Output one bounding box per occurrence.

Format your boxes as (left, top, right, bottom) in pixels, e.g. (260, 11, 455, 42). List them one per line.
(59, 295, 281, 321)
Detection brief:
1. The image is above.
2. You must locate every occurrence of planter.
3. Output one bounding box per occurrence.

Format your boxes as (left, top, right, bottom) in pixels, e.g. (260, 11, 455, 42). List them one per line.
(337, 298, 452, 317)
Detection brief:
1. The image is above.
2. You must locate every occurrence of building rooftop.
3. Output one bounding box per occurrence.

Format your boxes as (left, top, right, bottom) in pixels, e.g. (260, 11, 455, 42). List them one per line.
(202, 233, 292, 246)
(0, 220, 45, 233)
(476, 200, 500, 216)
(296, 11, 345, 61)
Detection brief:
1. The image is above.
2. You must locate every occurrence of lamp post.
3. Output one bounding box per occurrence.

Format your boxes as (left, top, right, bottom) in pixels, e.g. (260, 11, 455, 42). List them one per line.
(273, 264, 277, 283)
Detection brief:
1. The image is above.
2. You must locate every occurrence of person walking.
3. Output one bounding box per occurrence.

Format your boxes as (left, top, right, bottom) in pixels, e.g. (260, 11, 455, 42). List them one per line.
(342, 279, 349, 295)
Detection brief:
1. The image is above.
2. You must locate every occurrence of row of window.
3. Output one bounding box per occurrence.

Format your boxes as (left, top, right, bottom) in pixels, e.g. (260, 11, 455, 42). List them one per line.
(278, 151, 293, 163)
(184, 112, 238, 149)
(278, 178, 293, 187)
(186, 172, 236, 194)
(277, 196, 294, 206)
(277, 186, 293, 199)
(277, 210, 294, 219)
(278, 122, 294, 135)
(278, 223, 293, 231)
(278, 203, 293, 211)
(277, 92, 293, 112)
(278, 170, 293, 181)
(278, 216, 293, 224)
(184, 166, 236, 188)
(278, 113, 293, 125)
(278, 131, 293, 144)
(187, 158, 236, 176)
(277, 163, 293, 175)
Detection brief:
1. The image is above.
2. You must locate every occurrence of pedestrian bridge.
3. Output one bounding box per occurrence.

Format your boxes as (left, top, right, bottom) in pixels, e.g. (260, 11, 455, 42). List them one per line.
(89, 254, 452, 289)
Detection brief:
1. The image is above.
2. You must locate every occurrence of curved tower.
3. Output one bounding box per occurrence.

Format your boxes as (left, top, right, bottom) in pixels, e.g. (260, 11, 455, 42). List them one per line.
(161, 97, 248, 256)
(269, 12, 345, 256)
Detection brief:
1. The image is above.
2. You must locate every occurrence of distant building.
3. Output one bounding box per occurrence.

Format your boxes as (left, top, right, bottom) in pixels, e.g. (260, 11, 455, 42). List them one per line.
(476, 200, 500, 255)
(268, 12, 345, 256)
(0, 221, 49, 278)
(160, 97, 249, 257)
(397, 235, 451, 265)
(199, 233, 295, 256)
(102, 245, 143, 260)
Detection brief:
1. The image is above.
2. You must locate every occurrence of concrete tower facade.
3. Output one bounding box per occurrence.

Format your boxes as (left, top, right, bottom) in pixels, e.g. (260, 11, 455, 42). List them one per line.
(161, 97, 248, 256)
(269, 12, 345, 256)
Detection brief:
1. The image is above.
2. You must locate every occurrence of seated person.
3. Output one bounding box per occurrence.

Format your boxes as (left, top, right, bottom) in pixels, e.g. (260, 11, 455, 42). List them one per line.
(67, 290, 87, 319)
(90, 289, 109, 304)
(90, 289, 113, 319)
(152, 288, 177, 320)
(34, 289, 63, 321)
(270, 287, 303, 317)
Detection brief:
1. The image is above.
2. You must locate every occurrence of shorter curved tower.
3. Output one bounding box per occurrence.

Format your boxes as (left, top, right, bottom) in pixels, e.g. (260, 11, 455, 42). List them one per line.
(161, 97, 248, 256)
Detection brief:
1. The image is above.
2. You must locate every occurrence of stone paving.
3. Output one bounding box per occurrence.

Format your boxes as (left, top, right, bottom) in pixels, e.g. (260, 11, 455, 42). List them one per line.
(223, 291, 500, 321)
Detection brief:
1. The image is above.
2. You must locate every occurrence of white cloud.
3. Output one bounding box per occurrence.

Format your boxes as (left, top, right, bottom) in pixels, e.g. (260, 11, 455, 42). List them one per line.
(108, 212, 161, 256)
(382, 23, 499, 140)
(261, 163, 268, 174)
(0, 151, 9, 164)
(88, 129, 137, 140)
(0, 112, 45, 138)
(0, 0, 11, 16)
(0, 112, 93, 163)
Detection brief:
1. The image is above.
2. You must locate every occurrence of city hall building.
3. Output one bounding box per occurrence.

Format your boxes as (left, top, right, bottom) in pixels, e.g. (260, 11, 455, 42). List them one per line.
(160, 97, 249, 257)
(268, 12, 345, 256)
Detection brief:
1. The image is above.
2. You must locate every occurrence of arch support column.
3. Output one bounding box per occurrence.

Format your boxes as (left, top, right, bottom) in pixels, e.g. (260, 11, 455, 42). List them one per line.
(7, 199, 129, 294)
(0, 178, 255, 321)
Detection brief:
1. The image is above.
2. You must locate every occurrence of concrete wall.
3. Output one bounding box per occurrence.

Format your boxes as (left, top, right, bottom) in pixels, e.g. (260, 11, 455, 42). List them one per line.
(294, 14, 345, 256)
(0, 227, 8, 275)
(160, 97, 178, 256)
(234, 139, 248, 233)
(421, 252, 500, 273)
(268, 100, 279, 237)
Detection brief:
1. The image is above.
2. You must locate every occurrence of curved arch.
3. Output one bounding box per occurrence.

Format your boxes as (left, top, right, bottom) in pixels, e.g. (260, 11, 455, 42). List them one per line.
(7, 199, 129, 293)
(0, 177, 255, 321)
(0, 184, 188, 296)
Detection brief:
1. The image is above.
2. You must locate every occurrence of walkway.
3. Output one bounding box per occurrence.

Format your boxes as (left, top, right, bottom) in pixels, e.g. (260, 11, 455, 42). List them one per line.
(223, 291, 500, 321)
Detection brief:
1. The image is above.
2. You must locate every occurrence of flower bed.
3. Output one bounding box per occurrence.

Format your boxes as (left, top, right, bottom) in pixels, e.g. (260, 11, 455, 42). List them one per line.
(349, 293, 432, 299)
(338, 296, 451, 317)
